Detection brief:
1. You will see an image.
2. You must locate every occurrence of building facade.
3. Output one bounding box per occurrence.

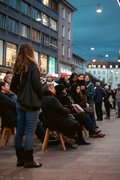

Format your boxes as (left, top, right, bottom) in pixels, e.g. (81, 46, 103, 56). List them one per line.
(0, 0, 59, 79)
(87, 61, 120, 89)
(72, 53, 86, 74)
(58, 0, 76, 75)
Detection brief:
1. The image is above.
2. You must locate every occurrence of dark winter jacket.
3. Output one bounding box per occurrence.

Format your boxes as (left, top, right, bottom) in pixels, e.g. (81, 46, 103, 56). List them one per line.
(94, 87, 106, 102)
(0, 92, 17, 127)
(41, 94, 78, 138)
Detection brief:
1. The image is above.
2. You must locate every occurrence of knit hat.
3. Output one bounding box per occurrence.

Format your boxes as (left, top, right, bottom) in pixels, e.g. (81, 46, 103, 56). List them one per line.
(46, 73, 54, 78)
(60, 73, 68, 78)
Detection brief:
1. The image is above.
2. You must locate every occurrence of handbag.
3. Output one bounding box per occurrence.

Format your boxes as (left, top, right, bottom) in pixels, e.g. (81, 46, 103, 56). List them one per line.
(18, 68, 41, 110)
(71, 104, 84, 113)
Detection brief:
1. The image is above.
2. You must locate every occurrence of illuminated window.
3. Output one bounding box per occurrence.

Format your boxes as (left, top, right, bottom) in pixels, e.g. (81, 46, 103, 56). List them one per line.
(34, 51, 39, 63)
(6, 42, 17, 67)
(42, 0, 49, 7)
(49, 57, 56, 73)
(21, 24, 30, 38)
(110, 65, 112, 68)
(0, 40, 3, 65)
(50, 18, 57, 31)
(32, 29, 40, 42)
(98, 65, 101, 68)
(32, 8, 41, 22)
(40, 54, 48, 74)
(41, 13, 49, 26)
(116, 65, 118, 68)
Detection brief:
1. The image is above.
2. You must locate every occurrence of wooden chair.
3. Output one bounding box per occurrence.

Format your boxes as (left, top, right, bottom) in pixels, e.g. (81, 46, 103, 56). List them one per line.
(42, 128, 66, 151)
(0, 127, 16, 146)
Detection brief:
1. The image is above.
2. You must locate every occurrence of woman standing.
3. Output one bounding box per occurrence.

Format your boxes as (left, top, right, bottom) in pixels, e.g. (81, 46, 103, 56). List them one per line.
(10, 44, 42, 168)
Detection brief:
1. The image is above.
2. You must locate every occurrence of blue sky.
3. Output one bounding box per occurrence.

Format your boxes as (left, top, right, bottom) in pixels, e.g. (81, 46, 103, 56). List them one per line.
(68, 0, 120, 61)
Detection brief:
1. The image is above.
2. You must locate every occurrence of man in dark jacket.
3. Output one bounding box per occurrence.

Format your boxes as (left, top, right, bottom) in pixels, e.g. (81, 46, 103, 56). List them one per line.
(94, 82, 106, 121)
(0, 81, 17, 128)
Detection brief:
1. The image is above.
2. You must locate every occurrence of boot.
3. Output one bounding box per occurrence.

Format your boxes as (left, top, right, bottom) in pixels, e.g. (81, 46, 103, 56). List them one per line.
(24, 150, 42, 168)
(15, 148, 24, 167)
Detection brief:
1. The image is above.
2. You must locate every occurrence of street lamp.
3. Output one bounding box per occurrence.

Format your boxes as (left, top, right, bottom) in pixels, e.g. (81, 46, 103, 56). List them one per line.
(96, 3, 102, 13)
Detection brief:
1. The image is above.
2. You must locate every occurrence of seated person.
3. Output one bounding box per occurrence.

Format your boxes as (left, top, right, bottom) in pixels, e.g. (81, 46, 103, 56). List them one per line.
(41, 83, 88, 146)
(0, 81, 17, 128)
(0, 81, 47, 144)
(55, 84, 105, 138)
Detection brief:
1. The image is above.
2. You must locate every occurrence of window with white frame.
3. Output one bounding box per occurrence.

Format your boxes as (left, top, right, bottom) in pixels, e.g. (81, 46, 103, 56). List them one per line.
(62, 25, 65, 37)
(62, 44, 65, 56)
(42, 0, 49, 7)
(62, 8, 65, 19)
(68, 12, 71, 23)
(68, 29, 71, 40)
(67, 47, 70, 58)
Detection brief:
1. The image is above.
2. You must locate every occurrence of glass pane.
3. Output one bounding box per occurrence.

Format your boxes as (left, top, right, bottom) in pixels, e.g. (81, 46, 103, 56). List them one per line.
(8, 0, 20, 10)
(34, 51, 38, 63)
(49, 56, 55, 73)
(0, 13, 5, 29)
(50, 18, 57, 31)
(0, 40, 3, 65)
(32, 29, 40, 42)
(21, 24, 30, 38)
(42, 0, 49, 7)
(41, 13, 49, 26)
(40, 54, 47, 74)
(21, 1, 30, 16)
(6, 42, 17, 67)
(32, 8, 41, 22)
(8, 18, 19, 34)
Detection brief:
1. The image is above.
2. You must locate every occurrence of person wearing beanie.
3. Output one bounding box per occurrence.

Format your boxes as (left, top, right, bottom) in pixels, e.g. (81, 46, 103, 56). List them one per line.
(58, 73, 69, 90)
(43, 72, 58, 87)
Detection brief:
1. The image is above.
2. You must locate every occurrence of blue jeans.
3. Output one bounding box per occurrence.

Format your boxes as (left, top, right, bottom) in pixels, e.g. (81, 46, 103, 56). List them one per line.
(15, 103, 40, 150)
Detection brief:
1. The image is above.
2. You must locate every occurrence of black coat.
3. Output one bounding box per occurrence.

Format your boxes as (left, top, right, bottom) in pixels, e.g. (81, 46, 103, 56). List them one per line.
(0, 92, 17, 127)
(41, 95, 78, 138)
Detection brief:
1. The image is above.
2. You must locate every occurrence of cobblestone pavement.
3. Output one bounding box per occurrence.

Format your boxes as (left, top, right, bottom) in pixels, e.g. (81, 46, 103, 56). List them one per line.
(0, 110, 120, 180)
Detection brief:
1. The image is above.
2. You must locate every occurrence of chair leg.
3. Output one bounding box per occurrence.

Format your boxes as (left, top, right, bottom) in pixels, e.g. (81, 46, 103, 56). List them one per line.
(5, 129, 11, 145)
(57, 132, 66, 151)
(42, 128, 50, 151)
(0, 128, 7, 146)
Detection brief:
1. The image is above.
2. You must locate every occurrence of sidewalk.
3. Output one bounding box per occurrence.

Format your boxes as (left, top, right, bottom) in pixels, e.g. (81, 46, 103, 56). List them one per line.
(0, 110, 120, 180)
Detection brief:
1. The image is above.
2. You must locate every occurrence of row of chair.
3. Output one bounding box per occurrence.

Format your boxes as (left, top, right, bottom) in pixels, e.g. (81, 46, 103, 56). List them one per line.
(0, 127, 67, 150)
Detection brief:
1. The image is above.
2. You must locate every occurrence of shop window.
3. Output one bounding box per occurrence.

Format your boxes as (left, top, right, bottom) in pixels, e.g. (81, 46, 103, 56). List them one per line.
(0, 13, 6, 29)
(40, 54, 48, 74)
(7, 17, 19, 34)
(21, 1, 30, 16)
(49, 57, 56, 73)
(6, 42, 17, 67)
(21, 24, 30, 38)
(0, 40, 3, 65)
(41, 13, 49, 26)
(32, 29, 40, 42)
(34, 51, 39, 63)
(50, 18, 57, 31)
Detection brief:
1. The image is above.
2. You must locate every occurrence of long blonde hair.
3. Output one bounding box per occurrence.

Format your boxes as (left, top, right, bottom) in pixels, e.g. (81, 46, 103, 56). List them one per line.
(13, 43, 38, 74)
